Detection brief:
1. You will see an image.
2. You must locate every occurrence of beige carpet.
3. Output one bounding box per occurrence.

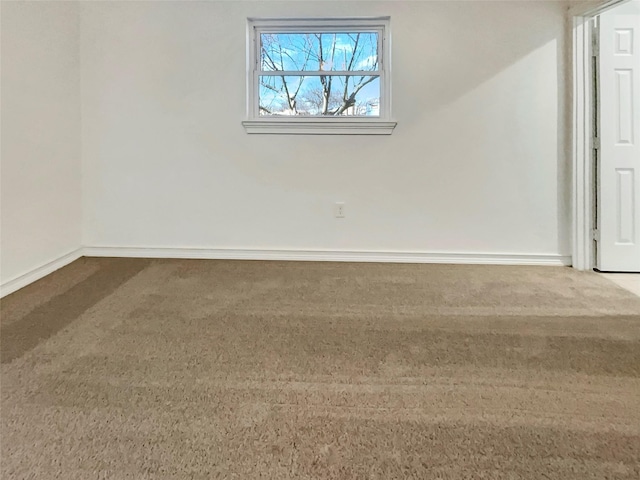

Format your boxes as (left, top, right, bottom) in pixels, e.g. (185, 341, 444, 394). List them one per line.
(2, 258, 640, 479)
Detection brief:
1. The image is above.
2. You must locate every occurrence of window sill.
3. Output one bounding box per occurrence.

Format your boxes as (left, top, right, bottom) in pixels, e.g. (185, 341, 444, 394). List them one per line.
(242, 119, 397, 135)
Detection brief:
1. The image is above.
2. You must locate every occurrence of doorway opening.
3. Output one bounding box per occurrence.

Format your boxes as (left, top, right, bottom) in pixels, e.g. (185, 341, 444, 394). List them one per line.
(571, 0, 640, 272)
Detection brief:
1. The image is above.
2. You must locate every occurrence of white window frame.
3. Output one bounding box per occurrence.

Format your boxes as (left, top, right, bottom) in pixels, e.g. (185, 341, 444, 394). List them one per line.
(242, 17, 396, 135)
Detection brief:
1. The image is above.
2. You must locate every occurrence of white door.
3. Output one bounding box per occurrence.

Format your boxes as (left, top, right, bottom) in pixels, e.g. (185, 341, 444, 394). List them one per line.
(598, 0, 640, 272)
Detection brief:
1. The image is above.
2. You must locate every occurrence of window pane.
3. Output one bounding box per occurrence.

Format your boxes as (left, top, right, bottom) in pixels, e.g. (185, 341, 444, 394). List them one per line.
(260, 33, 379, 72)
(259, 75, 380, 116)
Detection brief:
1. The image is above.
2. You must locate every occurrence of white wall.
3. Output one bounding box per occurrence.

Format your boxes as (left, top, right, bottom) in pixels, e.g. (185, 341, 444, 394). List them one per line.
(80, 0, 569, 258)
(609, 0, 640, 15)
(1, 1, 82, 287)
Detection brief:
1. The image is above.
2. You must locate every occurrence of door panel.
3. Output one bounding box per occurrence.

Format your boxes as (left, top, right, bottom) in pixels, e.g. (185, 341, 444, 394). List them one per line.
(614, 69, 633, 144)
(598, 0, 640, 272)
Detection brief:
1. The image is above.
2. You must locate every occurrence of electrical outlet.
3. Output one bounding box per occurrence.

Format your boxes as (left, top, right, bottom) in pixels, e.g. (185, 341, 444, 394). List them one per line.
(334, 202, 345, 218)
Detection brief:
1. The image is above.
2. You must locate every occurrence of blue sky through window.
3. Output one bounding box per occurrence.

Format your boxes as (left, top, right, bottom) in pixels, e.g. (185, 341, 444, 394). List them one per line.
(259, 32, 380, 116)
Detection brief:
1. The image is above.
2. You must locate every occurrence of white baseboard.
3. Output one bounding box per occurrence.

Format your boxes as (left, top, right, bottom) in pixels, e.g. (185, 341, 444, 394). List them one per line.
(83, 246, 572, 267)
(0, 248, 84, 298)
(0, 247, 571, 296)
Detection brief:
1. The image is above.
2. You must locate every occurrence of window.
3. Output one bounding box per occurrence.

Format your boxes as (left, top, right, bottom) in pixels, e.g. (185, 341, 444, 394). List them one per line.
(243, 18, 396, 135)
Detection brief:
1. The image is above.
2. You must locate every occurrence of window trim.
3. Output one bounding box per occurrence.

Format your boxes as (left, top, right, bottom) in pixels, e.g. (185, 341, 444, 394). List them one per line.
(243, 17, 396, 135)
